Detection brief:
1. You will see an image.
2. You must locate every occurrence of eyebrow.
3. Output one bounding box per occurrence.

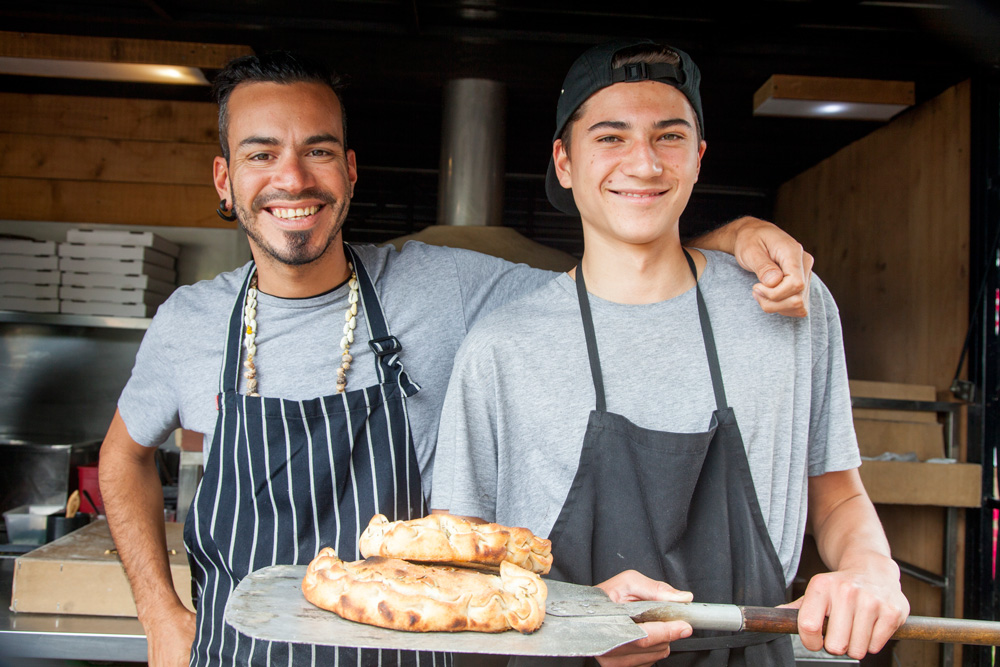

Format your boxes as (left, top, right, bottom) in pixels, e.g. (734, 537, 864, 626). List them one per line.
(237, 133, 344, 149)
(585, 118, 693, 133)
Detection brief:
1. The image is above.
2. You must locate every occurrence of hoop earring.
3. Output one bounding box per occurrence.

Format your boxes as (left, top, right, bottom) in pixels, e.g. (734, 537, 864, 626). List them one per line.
(216, 199, 238, 222)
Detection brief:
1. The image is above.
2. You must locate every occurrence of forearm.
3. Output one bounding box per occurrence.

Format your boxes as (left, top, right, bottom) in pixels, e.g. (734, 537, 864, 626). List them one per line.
(100, 411, 187, 624)
(810, 469, 896, 576)
(685, 216, 749, 253)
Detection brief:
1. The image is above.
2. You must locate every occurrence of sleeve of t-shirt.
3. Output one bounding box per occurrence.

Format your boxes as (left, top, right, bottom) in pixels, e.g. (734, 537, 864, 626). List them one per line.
(444, 248, 558, 331)
(429, 329, 501, 522)
(807, 278, 862, 477)
(116, 296, 184, 448)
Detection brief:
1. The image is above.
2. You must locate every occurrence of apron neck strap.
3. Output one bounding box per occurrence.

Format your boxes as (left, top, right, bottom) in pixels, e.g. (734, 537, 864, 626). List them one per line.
(575, 267, 608, 413)
(683, 249, 729, 412)
(346, 244, 419, 392)
(221, 263, 256, 394)
(218, 246, 419, 395)
(575, 251, 730, 413)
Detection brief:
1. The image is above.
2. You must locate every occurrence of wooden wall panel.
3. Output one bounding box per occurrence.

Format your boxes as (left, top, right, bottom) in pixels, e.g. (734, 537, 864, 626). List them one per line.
(0, 31, 251, 68)
(0, 133, 217, 185)
(1, 177, 226, 228)
(0, 93, 219, 143)
(774, 81, 971, 391)
(2, 92, 222, 228)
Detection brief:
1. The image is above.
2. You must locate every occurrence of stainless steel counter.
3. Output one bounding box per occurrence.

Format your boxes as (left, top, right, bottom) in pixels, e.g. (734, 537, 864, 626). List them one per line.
(0, 557, 147, 662)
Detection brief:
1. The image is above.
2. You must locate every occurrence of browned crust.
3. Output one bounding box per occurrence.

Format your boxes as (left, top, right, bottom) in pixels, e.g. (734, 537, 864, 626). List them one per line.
(359, 514, 553, 575)
(301, 548, 547, 634)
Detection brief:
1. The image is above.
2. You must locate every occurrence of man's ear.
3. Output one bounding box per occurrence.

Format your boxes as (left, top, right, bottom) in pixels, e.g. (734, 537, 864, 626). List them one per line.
(213, 156, 231, 201)
(346, 149, 358, 198)
(553, 139, 573, 189)
(694, 140, 707, 182)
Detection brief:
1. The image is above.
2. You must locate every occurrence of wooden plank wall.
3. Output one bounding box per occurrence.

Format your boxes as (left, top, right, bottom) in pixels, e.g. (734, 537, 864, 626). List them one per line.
(0, 92, 227, 228)
(775, 83, 972, 667)
(774, 81, 971, 391)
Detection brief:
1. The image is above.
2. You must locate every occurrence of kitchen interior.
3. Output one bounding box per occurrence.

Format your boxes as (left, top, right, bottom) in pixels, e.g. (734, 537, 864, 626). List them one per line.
(1, 2, 999, 665)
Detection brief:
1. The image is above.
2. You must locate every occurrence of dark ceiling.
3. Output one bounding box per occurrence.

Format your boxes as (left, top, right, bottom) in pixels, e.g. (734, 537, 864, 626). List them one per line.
(3, 1, 1000, 244)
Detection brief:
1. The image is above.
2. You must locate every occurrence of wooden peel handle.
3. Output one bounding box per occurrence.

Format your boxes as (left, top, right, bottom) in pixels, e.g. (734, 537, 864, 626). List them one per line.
(631, 603, 1000, 646)
(740, 607, 1000, 646)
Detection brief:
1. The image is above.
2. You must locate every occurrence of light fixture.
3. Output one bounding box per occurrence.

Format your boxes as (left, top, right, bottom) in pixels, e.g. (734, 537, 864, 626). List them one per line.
(0, 31, 252, 86)
(0, 56, 210, 85)
(753, 74, 915, 121)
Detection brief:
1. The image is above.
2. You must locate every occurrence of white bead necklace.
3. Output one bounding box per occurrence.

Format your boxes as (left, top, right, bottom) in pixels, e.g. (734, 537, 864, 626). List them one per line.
(242, 264, 360, 397)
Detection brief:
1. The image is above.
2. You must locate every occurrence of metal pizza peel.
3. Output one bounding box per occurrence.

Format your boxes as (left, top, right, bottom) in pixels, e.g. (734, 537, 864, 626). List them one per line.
(226, 565, 1000, 656)
(224, 565, 647, 656)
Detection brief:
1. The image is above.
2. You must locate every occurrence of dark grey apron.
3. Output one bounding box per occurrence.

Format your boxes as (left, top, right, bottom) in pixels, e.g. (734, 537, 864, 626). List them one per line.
(524, 251, 793, 666)
(184, 245, 451, 667)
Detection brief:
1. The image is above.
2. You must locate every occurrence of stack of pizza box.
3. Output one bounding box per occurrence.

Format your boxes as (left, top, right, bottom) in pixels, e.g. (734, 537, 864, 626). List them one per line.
(58, 229, 179, 318)
(0, 237, 62, 313)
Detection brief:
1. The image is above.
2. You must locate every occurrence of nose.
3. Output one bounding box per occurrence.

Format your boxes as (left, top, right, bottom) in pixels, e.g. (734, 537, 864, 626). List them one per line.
(272, 155, 315, 192)
(622, 141, 663, 179)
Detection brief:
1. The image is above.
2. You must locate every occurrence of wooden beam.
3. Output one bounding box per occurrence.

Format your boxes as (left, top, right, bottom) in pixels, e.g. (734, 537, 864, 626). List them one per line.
(1, 177, 226, 228)
(0, 93, 218, 144)
(754, 74, 915, 108)
(0, 31, 252, 69)
(0, 133, 217, 186)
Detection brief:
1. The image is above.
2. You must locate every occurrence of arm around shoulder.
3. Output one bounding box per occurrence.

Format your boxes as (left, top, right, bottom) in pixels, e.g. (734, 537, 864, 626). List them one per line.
(100, 410, 195, 667)
(688, 216, 814, 317)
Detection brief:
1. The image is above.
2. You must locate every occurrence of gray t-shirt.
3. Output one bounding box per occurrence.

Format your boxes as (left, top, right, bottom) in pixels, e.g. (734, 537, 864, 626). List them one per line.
(430, 250, 860, 584)
(117, 241, 553, 495)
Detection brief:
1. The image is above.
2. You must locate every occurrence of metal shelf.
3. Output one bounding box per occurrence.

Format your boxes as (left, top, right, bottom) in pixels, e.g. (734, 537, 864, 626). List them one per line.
(0, 310, 151, 330)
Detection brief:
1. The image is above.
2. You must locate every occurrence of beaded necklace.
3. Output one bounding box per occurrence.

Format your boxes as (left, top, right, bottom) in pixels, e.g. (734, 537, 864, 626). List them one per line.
(242, 264, 360, 397)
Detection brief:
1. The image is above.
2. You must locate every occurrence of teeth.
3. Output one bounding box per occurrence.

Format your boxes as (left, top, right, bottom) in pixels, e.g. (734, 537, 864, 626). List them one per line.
(271, 205, 320, 219)
(619, 192, 658, 198)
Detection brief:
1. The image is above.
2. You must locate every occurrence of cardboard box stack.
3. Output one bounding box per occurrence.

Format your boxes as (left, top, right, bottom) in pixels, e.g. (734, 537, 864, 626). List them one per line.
(0, 237, 62, 313)
(59, 229, 179, 317)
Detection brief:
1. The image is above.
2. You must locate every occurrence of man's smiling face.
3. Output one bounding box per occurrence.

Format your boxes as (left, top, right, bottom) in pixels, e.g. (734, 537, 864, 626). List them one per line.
(214, 80, 357, 267)
(553, 80, 706, 249)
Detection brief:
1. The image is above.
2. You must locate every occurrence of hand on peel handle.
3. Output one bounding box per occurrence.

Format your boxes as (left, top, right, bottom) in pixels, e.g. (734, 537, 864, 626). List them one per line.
(145, 605, 195, 667)
(783, 557, 909, 660)
(594, 570, 694, 667)
(730, 217, 814, 318)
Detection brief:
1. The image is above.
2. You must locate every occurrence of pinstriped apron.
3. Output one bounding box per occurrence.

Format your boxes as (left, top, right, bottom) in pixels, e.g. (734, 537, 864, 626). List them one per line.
(183, 246, 451, 667)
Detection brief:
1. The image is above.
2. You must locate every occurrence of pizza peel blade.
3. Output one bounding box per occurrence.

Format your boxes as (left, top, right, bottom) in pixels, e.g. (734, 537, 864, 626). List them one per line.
(224, 565, 647, 656)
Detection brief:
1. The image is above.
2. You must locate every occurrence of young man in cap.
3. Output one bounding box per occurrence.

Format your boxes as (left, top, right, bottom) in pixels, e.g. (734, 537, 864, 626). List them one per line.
(99, 51, 816, 667)
(431, 40, 908, 666)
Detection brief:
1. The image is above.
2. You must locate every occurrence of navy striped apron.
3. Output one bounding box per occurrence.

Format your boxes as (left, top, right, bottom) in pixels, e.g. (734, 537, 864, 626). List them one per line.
(184, 246, 451, 667)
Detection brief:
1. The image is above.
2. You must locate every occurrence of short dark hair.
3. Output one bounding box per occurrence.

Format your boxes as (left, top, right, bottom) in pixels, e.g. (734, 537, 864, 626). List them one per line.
(212, 51, 348, 160)
(559, 43, 702, 156)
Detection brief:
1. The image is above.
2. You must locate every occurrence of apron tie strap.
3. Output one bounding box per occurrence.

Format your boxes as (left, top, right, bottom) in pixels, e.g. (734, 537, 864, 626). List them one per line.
(683, 249, 729, 412)
(574, 266, 607, 413)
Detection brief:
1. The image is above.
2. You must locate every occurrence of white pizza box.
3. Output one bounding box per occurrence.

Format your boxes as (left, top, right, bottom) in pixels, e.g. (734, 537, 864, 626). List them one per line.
(58, 243, 174, 269)
(0, 238, 57, 256)
(66, 229, 180, 258)
(1, 254, 60, 270)
(0, 269, 62, 285)
(0, 283, 60, 299)
(59, 285, 169, 306)
(58, 257, 177, 284)
(0, 296, 60, 313)
(61, 271, 174, 295)
(60, 300, 160, 318)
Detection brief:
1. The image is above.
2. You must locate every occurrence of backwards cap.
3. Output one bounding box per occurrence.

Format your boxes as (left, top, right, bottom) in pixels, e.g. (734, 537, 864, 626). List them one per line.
(545, 38, 704, 216)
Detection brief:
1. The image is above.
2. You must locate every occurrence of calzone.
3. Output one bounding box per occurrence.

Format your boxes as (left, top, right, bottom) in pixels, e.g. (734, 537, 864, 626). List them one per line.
(301, 547, 547, 633)
(360, 513, 553, 575)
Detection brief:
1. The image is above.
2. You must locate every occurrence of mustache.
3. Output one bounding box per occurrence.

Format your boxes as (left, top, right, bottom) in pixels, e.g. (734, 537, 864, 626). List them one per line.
(252, 188, 339, 211)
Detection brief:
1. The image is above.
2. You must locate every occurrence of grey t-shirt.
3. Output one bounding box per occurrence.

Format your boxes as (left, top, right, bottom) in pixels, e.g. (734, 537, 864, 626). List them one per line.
(430, 250, 860, 584)
(117, 241, 553, 495)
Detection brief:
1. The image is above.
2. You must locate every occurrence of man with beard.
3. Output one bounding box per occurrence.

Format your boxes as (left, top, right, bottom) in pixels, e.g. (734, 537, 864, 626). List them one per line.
(99, 51, 816, 667)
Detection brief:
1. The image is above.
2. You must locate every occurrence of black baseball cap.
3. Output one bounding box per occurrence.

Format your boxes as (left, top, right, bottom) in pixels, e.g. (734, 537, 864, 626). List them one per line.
(545, 39, 704, 216)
